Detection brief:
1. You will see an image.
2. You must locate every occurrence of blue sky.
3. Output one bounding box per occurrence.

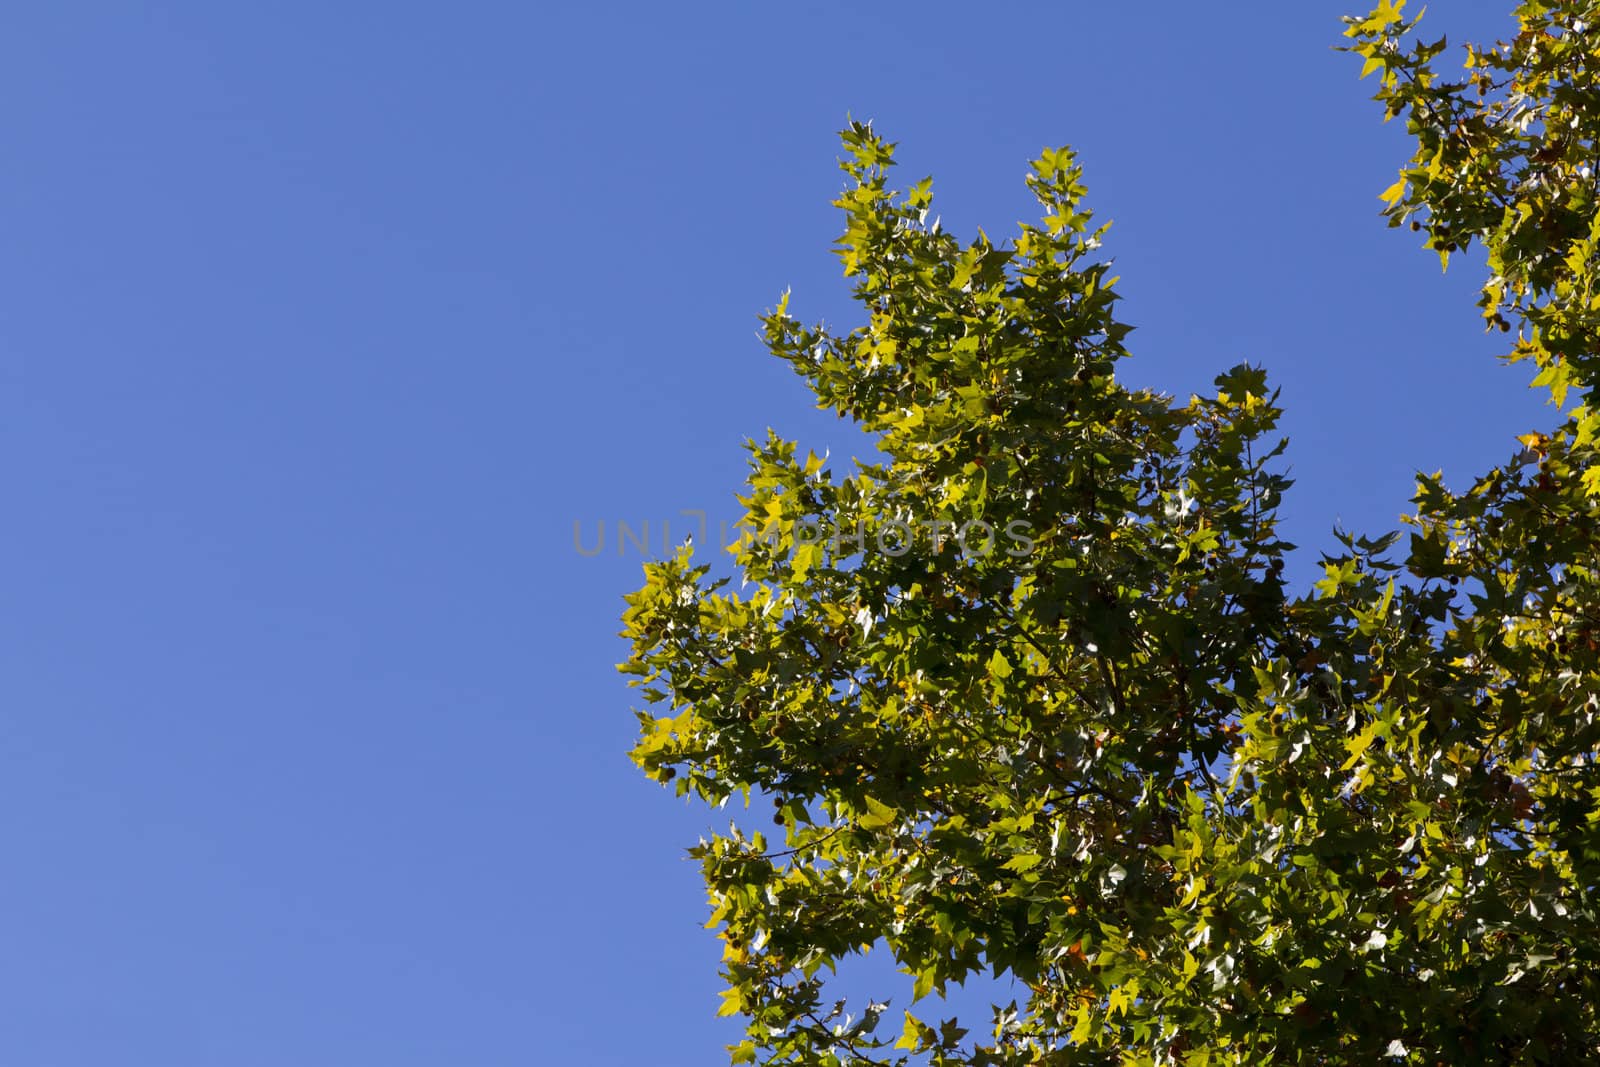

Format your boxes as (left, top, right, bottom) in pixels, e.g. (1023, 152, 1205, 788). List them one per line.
(3, 3, 1551, 1064)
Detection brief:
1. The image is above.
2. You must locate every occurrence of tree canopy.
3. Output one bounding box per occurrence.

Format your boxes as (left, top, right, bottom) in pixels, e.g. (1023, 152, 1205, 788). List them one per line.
(621, 2, 1600, 1062)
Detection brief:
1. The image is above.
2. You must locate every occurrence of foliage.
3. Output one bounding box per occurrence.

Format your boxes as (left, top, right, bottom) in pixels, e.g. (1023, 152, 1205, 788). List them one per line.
(621, 3, 1600, 1062)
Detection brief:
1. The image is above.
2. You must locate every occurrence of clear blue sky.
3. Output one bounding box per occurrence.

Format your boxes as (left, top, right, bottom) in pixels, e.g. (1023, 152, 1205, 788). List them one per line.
(3, 3, 1551, 1064)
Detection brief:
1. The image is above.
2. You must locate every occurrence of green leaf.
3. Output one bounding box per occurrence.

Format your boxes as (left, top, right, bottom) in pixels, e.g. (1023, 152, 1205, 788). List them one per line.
(859, 796, 898, 831)
(988, 649, 1013, 680)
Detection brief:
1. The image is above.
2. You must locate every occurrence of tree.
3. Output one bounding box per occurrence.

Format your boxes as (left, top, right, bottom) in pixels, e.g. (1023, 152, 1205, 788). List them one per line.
(620, 2, 1600, 1062)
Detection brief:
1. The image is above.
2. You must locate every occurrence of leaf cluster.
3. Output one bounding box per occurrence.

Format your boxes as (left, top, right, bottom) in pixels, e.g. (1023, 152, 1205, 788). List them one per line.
(623, 6, 1600, 1062)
